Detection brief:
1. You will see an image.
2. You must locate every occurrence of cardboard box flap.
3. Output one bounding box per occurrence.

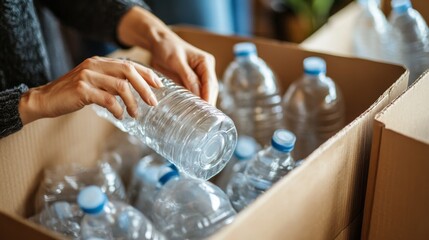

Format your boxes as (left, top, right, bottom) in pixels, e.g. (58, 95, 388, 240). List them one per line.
(375, 71, 429, 145)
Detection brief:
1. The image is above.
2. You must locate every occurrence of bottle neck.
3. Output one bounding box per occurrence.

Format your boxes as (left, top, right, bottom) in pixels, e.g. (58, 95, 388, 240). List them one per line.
(267, 146, 292, 160)
(235, 54, 259, 63)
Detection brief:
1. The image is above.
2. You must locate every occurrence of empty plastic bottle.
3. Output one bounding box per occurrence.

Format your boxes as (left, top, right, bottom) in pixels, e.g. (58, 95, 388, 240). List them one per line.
(35, 162, 126, 213)
(151, 167, 236, 240)
(30, 201, 82, 239)
(128, 156, 177, 216)
(94, 75, 237, 180)
(216, 135, 260, 190)
(227, 129, 296, 212)
(353, 0, 393, 62)
(222, 42, 284, 145)
(282, 57, 345, 160)
(389, 0, 429, 85)
(78, 186, 165, 240)
(102, 131, 153, 187)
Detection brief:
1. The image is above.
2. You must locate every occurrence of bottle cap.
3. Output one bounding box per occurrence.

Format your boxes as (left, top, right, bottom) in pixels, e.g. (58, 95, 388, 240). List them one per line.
(52, 201, 73, 219)
(234, 136, 259, 160)
(77, 186, 107, 215)
(303, 57, 327, 75)
(271, 129, 296, 153)
(391, 0, 412, 13)
(233, 42, 257, 57)
(158, 166, 180, 186)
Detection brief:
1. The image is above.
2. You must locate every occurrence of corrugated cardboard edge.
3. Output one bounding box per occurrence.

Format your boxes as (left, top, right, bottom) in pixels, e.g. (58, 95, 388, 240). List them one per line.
(362, 70, 429, 239)
(0, 211, 61, 239)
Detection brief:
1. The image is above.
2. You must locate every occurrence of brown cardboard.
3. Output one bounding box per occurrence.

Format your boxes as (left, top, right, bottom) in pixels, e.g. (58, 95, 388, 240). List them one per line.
(0, 27, 407, 239)
(382, 0, 429, 23)
(362, 72, 429, 240)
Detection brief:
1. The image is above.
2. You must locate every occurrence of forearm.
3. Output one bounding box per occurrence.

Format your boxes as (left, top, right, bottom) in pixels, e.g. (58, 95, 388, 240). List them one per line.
(41, 0, 149, 42)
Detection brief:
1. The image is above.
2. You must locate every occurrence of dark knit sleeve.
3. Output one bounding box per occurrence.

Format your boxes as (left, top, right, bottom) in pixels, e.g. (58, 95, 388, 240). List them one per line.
(41, 0, 150, 44)
(0, 84, 29, 138)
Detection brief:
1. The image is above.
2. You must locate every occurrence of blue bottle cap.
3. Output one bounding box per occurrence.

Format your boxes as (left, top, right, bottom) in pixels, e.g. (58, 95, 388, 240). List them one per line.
(77, 186, 107, 215)
(271, 129, 296, 153)
(158, 167, 180, 186)
(303, 57, 327, 75)
(233, 42, 257, 57)
(391, 0, 412, 14)
(234, 136, 259, 160)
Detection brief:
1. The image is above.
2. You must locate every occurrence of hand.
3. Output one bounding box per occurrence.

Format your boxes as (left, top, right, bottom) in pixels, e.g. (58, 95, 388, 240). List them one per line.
(19, 57, 163, 125)
(117, 6, 218, 105)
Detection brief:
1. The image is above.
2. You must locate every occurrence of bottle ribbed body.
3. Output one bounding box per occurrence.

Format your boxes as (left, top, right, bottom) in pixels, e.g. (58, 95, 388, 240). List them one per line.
(94, 77, 237, 180)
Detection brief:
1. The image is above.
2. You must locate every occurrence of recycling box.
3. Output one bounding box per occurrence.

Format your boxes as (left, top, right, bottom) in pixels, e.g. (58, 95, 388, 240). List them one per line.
(0, 27, 407, 239)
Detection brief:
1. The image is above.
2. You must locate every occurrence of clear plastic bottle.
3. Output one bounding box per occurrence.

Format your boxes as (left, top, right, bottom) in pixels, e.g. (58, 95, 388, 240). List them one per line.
(353, 0, 394, 62)
(35, 162, 126, 213)
(227, 129, 296, 212)
(93, 76, 237, 180)
(30, 201, 82, 239)
(151, 168, 236, 240)
(78, 186, 165, 240)
(128, 156, 176, 217)
(389, 0, 429, 85)
(216, 135, 260, 190)
(102, 131, 153, 187)
(282, 57, 345, 160)
(222, 42, 284, 145)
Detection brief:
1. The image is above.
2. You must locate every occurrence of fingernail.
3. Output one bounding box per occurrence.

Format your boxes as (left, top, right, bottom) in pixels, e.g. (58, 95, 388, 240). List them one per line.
(157, 77, 164, 88)
(149, 94, 158, 106)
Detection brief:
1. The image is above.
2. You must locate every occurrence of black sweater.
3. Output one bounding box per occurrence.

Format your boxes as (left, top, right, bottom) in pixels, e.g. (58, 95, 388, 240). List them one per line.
(0, 0, 147, 138)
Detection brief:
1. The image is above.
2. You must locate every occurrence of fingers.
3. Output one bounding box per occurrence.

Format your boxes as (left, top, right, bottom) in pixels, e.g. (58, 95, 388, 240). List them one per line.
(86, 87, 124, 120)
(83, 70, 138, 117)
(173, 56, 201, 97)
(195, 55, 218, 106)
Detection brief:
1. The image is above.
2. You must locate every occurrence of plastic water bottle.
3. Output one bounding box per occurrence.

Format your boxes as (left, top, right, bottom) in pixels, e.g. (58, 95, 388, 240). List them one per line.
(222, 42, 284, 145)
(353, 0, 393, 61)
(35, 162, 126, 213)
(78, 186, 165, 240)
(389, 0, 429, 85)
(282, 57, 345, 160)
(151, 167, 236, 240)
(227, 129, 296, 212)
(102, 131, 153, 187)
(30, 201, 82, 239)
(93, 75, 237, 180)
(216, 136, 260, 190)
(128, 155, 176, 216)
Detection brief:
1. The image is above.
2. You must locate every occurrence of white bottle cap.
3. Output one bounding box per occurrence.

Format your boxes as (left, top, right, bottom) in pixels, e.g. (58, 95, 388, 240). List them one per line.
(271, 129, 296, 153)
(233, 42, 257, 57)
(303, 57, 327, 75)
(77, 186, 107, 215)
(391, 0, 412, 13)
(234, 136, 259, 160)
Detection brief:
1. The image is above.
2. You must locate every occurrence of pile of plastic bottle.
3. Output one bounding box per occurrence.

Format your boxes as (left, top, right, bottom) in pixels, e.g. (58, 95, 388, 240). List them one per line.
(353, 0, 429, 85)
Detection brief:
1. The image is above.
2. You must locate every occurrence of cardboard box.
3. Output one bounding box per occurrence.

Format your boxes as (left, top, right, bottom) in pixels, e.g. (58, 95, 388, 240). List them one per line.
(0, 27, 407, 239)
(362, 72, 429, 240)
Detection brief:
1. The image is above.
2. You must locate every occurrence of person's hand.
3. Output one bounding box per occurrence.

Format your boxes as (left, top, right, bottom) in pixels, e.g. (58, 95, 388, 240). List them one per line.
(18, 57, 163, 125)
(117, 6, 218, 105)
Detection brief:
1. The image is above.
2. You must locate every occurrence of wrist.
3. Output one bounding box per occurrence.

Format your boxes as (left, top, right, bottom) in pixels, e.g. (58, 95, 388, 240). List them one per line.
(117, 6, 172, 51)
(18, 88, 41, 125)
